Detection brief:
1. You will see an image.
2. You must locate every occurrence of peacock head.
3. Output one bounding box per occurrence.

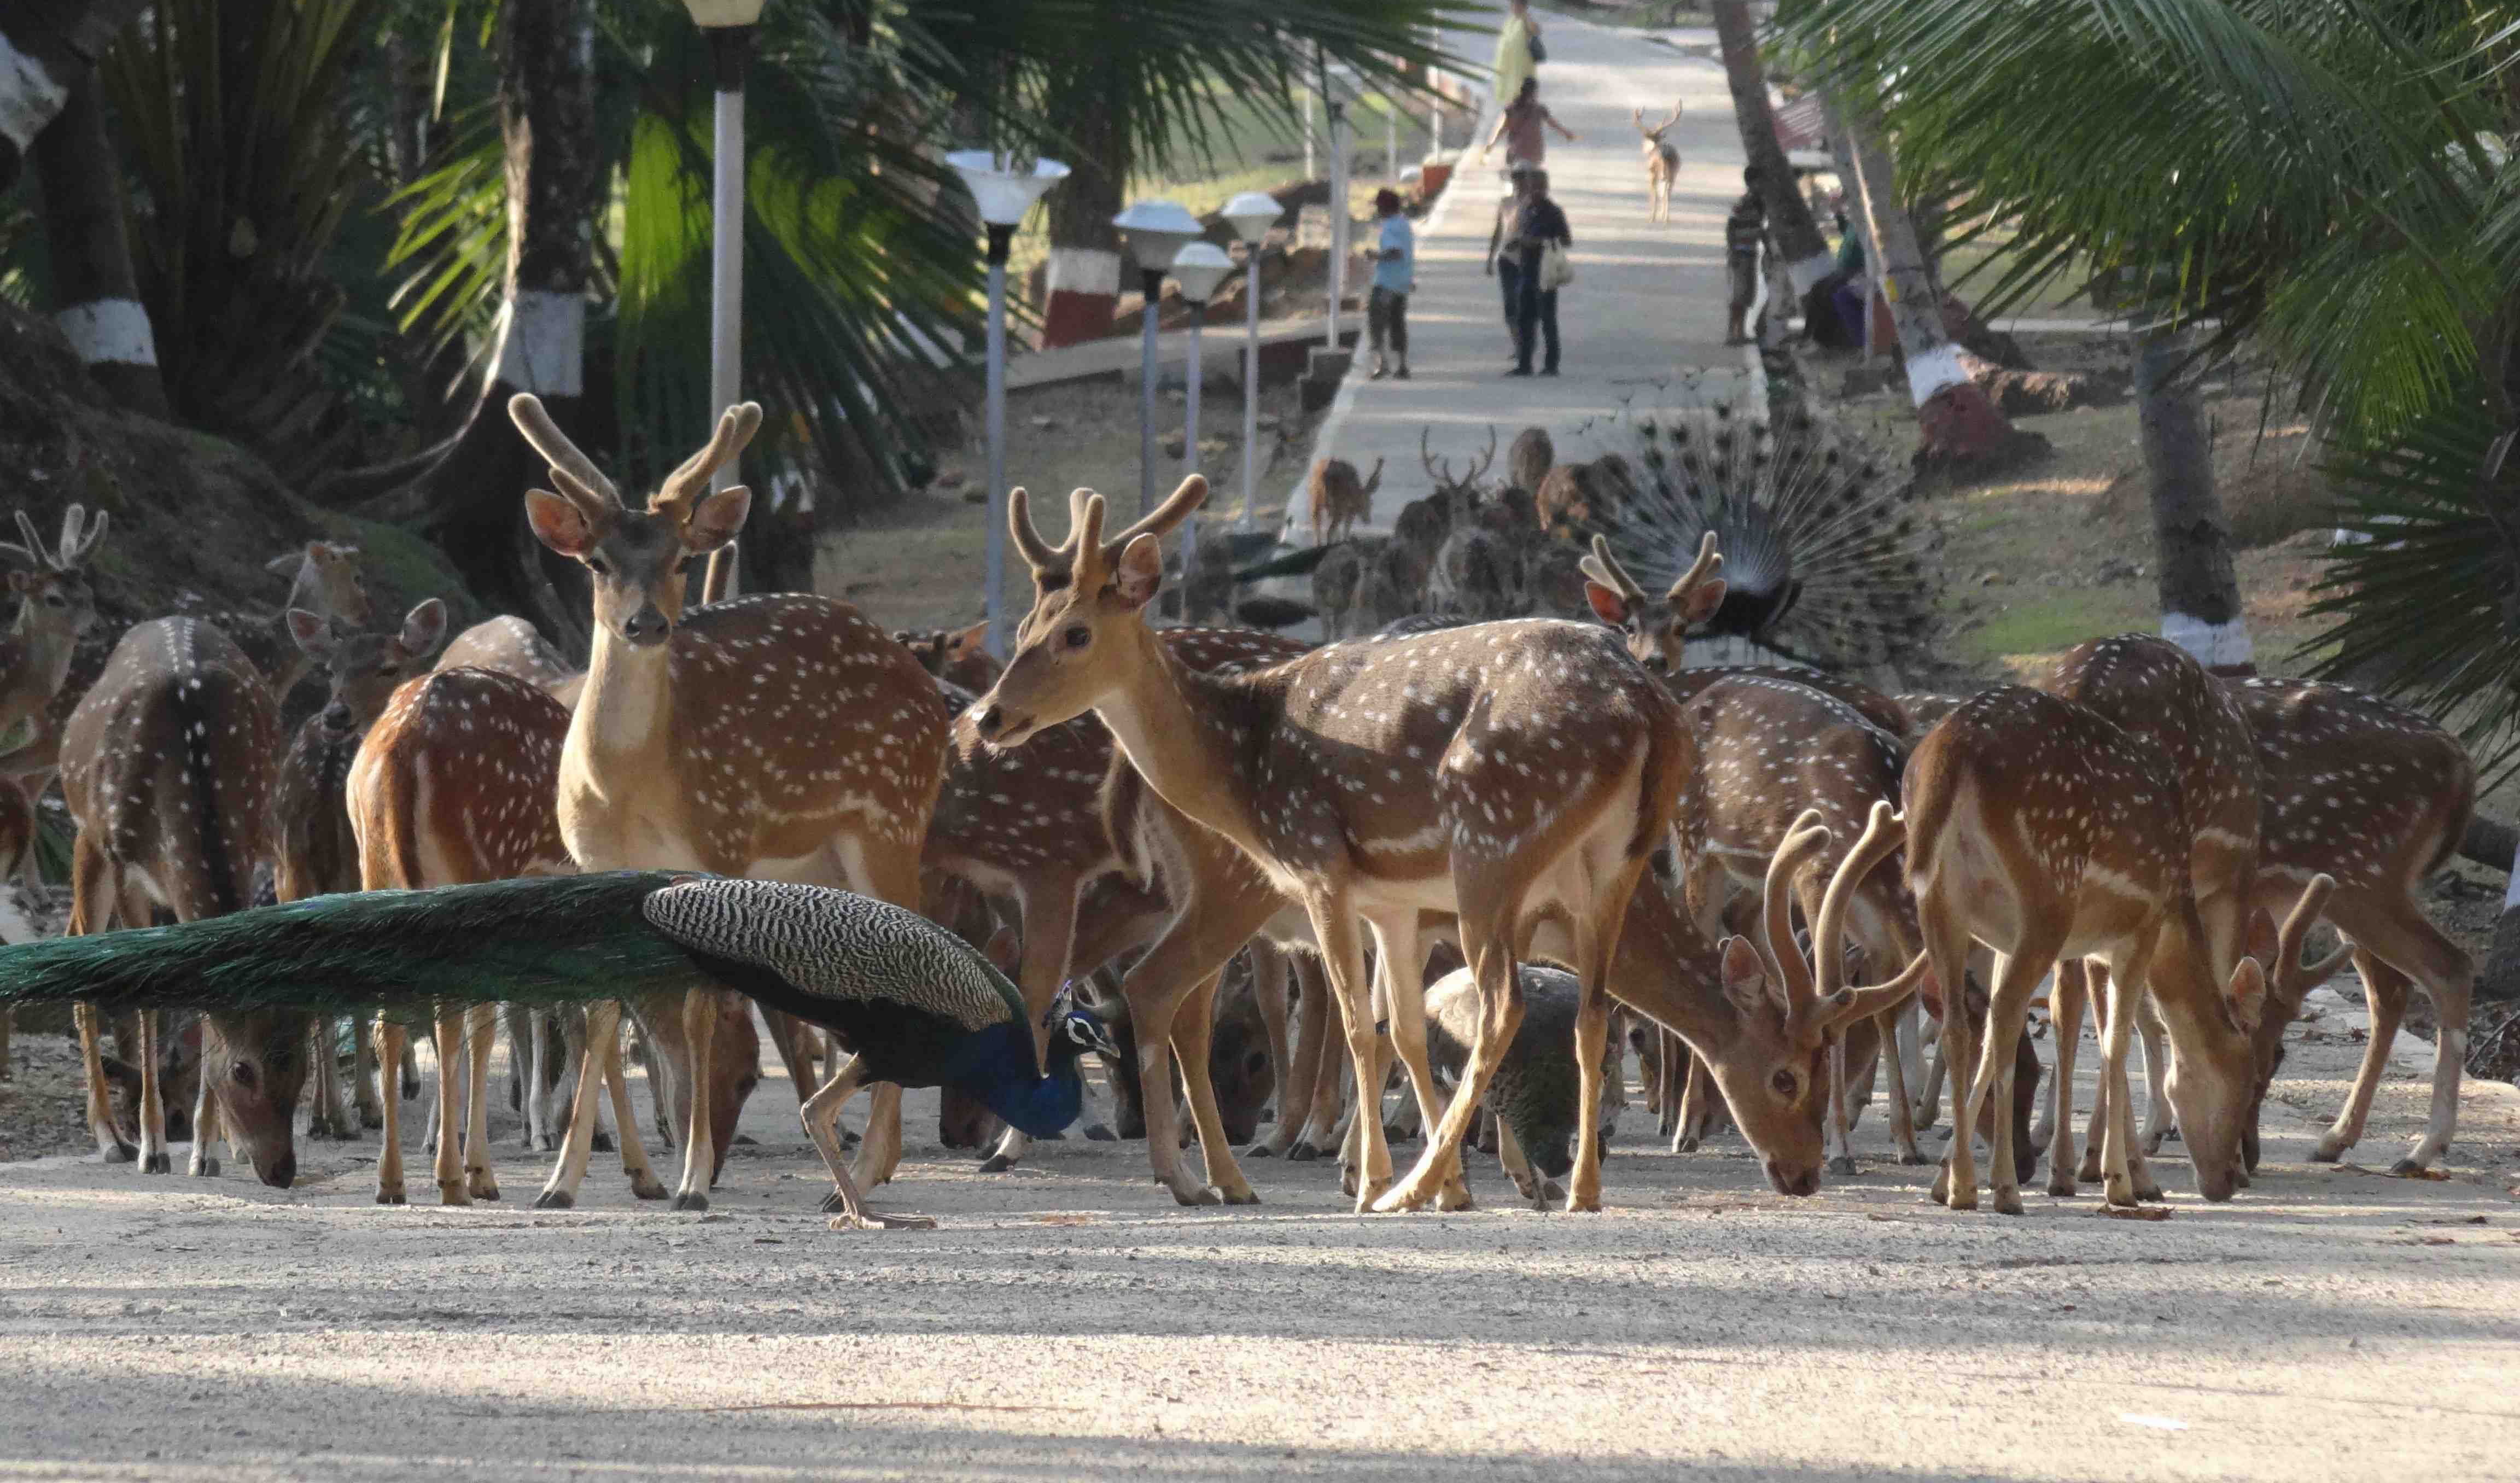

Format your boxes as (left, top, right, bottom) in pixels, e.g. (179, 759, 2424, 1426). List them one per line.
(1047, 985, 1121, 1067)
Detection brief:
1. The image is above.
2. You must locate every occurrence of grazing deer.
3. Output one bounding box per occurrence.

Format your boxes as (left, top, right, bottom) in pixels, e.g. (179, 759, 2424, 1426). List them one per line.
(2225, 676, 2476, 1175)
(65, 620, 302, 1186)
(1309, 457, 1383, 547)
(437, 614, 586, 709)
(1634, 101, 1682, 223)
(976, 477, 1688, 1213)
(273, 599, 449, 1142)
(509, 393, 952, 1221)
(1507, 427, 1554, 499)
(1898, 689, 2315, 1213)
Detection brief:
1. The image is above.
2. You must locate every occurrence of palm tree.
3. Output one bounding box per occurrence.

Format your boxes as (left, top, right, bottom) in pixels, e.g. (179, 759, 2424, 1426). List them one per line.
(28, 60, 168, 417)
(0, 0, 144, 191)
(1708, 2, 1830, 293)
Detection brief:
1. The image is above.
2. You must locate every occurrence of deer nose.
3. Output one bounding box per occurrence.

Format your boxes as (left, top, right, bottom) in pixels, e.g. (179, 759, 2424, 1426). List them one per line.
(322, 703, 352, 733)
(1642, 653, 1670, 675)
(976, 704, 1005, 737)
(622, 605, 670, 646)
(261, 1152, 296, 1189)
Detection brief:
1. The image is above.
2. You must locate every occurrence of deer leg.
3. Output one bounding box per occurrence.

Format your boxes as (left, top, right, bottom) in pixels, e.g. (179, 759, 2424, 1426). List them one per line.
(761, 1008, 822, 1110)
(1245, 938, 1293, 1131)
(1133, 967, 1221, 1206)
(1920, 907, 1978, 1209)
(1304, 897, 1392, 1211)
(1957, 947, 2053, 1217)
(2093, 944, 2158, 1206)
(2311, 949, 2409, 1164)
(2322, 896, 2472, 1173)
(981, 877, 1083, 1175)
(1367, 914, 1466, 1207)
(375, 1018, 409, 1204)
(430, 1008, 470, 1206)
(536, 1001, 639, 1206)
(185, 1020, 222, 1178)
(1564, 873, 1643, 1213)
(1293, 977, 1349, 1160)
(463, 1003, 500, 1200)
(603, 1014, 667, 1199)
(527, 1010, 557, 1150)
(71, 837, 138, 1162)
(1674, 1048, 1717, 1152)
(352, 1013, 382, 1129)
(1258, 951, 1327, 1157)
(806, 1059, 934, 1231)
(76, 1002, 135, 1163)
(2047, 960, 2087, 1196)
(664, 988, 719, 1212)
(1378, 892, 1528, 1215)
(306, 1018, 340, 1141)
(132, 1009, 170, 1175)
(1171, 971, 1262, 1205)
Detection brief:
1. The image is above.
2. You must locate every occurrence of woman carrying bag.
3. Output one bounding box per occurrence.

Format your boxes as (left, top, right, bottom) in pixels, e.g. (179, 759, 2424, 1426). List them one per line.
(1506, 168, 1572, 377)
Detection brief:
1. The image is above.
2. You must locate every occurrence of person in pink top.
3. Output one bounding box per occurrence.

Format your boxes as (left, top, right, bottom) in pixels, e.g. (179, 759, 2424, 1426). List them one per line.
(1481, 77, 1577, 170)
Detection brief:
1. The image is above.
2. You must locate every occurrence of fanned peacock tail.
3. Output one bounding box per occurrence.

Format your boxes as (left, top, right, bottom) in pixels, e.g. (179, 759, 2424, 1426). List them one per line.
(0, 873, 712, 1018)
(1600, 405, 1940, 670)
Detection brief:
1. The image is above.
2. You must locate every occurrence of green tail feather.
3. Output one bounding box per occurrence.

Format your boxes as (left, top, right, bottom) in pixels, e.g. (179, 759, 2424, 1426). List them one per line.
(0, 873, 712, 1018)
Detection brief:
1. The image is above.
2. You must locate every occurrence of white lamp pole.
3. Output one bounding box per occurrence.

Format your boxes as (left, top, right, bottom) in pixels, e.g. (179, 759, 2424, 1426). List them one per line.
(1111, 199, 1202, 521)
(1221, 192, 1281, 533)
(1169, 243, 1235, 606)
(682, 0, 766, 602)
(948, 151, 1070, 659)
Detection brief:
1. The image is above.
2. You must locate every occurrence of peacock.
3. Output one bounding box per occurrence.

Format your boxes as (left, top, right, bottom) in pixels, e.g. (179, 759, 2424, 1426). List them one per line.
(0, 871, 1119, 1230)
(1591, 404, 1939, 671)
(1422, 963, 1617, 1211)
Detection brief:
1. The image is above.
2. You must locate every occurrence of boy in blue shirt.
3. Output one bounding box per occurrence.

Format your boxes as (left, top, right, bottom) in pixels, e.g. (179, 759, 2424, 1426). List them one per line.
(1367, 188, 1414, 381)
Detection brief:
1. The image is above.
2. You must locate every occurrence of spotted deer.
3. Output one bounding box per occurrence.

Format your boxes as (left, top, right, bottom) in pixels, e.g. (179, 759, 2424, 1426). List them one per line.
(2225, 677, 2476, 1175)
(0, 506, 106, 737)
(1634, 100, 1682, 223)
(509, 394, 952, 1222)
(976, 477, 1689, 1213)
(1896, 689, 2322, 1212)
(437, 614, 586, 709)
(1309, 457, 1384, 547)
(895, 621, 998, 693)
(272, 598, 450, 1142)
(1507, 427, 1554, 500)
(65, 619, 302, 1186)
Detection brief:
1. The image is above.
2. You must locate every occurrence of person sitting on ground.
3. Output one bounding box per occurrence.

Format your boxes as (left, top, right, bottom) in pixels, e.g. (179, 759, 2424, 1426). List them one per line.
(1724, 167, 1769, 346)
(1480, 77, 1578, 171)
(1503, 168, 1572, 378)
(1366, 188, 1415, 381)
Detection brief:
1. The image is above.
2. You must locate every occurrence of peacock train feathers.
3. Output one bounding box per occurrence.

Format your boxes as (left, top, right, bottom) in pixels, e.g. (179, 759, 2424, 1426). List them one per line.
(0, 872, 1111, 1140)
(1594, 405, 1940, 670)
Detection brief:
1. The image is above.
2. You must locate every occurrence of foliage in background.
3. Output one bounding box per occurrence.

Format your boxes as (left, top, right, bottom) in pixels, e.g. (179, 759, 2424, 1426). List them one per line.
(1775, 0, 2520, 773)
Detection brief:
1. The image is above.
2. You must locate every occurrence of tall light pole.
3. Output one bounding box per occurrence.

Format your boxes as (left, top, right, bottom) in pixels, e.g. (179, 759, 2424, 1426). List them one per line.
(1168, 242, 1234, 611)
(1221, 192, 1281, 533)
(682, 0, 765, 603)
(948, 151, 1069, 661)
(1111, 199, 1201, 521)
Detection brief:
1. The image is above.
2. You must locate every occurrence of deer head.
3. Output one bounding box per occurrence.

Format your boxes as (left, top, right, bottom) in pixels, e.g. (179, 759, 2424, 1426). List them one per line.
(288, 598, 450, 740)
(2161, 871, 2330, 1200)
(1636, 99, 1682, 146)
(1580, 530, 1725, 673)
(0, 505, 108, 643)
(510, 394, 759, 649)
(268, 541, 371, 630)
(973, 477, 1208, 748)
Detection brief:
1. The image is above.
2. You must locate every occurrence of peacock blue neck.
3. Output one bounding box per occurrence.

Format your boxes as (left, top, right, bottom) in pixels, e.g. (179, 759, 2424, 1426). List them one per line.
(941, 1021, 1086, 1140)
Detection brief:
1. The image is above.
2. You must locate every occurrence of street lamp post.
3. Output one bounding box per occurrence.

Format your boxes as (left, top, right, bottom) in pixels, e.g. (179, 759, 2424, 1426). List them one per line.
(948, 151, 1070, 660)
(682, 0, 766, 602)
(1111, 199, 1203, 521)
(1220, 192, 1281, 533)
(1168, 243, 1234, 611)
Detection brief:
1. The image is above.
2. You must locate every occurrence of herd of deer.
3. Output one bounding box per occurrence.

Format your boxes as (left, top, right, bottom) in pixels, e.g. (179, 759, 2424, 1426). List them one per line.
(0, 392, 2478, 1228)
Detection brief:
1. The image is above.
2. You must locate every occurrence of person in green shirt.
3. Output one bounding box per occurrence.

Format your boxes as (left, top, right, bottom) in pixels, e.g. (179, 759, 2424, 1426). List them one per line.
(1494, 0, 1541, 109)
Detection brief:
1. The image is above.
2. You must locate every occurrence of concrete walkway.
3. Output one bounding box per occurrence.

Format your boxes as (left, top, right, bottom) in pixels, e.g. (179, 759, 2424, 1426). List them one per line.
(1280, 7, 1750, 540)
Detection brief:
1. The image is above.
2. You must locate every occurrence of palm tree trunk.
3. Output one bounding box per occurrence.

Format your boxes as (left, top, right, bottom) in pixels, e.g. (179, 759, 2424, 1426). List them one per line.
(401, 0, 603, 648)
(1710, 1, 1831, 295)
(0, 0, 143, 192)
(30, 61, 168, 417)
(1041, 75, 1125, 350)
(1840, 107, 2031, 467)
(2136, 325, 2252, 675)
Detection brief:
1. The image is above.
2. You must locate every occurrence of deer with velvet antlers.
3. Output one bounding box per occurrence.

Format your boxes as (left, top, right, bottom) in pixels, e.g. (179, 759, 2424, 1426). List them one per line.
(973, 476, 1688, 1213)
(508, 394, 952, 1221)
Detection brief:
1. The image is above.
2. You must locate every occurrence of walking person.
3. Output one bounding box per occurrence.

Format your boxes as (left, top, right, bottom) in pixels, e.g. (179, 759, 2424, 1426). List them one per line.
(1366, 188, 1414, 380)
(1502, 168, 1571, 377)
(1480, 77, 1578, 171)
(1494, 0, 1543, 110)
(1724, 167, 1769, 346)
(1485, 164, 1533, 349)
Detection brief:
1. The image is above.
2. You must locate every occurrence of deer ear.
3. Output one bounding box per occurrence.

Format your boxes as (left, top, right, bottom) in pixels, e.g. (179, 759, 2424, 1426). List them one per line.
(285, 609, 335, 658)
(266, 552, 302, 577)
(525, 488, 600, 558)
(6, 570, 32, 595)
(1719, 936, 1773, 1018)
(2245, 908, 2278, 968)
(1584, 580, 1630, 626)
(2227, 956, 2267, 1034)
(949, 620, 990, 656)
(1676, 576, 1729, 627)
(1112, 532, 1165, 610)
(399, 598, 449, 658)
(685, 485, 751, 553)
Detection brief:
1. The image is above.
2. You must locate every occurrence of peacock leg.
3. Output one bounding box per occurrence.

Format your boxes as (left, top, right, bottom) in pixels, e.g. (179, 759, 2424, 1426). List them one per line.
(375, 1017, 409, 1204)
(464, 1003, 500, 1200)
(808, 1060, 932, 1230)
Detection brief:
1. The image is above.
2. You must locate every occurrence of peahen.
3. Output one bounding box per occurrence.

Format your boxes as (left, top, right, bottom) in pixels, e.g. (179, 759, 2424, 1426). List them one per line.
(1591, 404, 1939, 670)
(0, 871, 1119, 1230)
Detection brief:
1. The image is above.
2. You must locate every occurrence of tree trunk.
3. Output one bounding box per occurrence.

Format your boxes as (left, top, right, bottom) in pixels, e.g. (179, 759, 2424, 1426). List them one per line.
(1840, 107, 2036, 469)
(0, 0, 143, 192)
(1040, 72, 1125, 350)
(2137, 325, 2252, 675)
(2486, 864, 2520, 1005)
(30, 60, 167, 417)
(402, 0, 602, 649)
(1710, 1, 1831, 294)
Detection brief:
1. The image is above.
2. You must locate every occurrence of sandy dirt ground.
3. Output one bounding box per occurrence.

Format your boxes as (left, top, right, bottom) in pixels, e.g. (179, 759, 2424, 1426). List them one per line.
(3, 989, 2517, 1482)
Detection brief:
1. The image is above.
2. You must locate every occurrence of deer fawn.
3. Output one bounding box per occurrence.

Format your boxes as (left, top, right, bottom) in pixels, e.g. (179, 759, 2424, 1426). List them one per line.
(977, 477, 1688, 1213)
(510, 394, 950, 1222)
(273, 599, 450, 1142)
(64, 619, 302, 1187)
(1309, 457, 1383, 547)
(1634, 101, 1682, 223)
(1900, 689, 2321, 1213)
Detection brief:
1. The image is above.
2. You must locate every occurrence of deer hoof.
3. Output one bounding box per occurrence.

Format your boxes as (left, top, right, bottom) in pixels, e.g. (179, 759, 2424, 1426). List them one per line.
(670, 1191, 709, 1213)
(378, 1187, 409, 1206)
(1672, 1136, 1700, 1154)
(2077, 1153, 2104, 1183)
(1993, 1189, 2025, 1216)
(532, 1189, 573, 1210)
(1171, 1183, 1222, 1207)
(1286, 1141, 1320, 1163)
(2048, 1174, 2078, 1198)
(1826, 1155, 1860, 1177)
(976, 1153, 1017, 1175)
(189, 1155, 219, 1177)
(1220, 1186, 1262, 1206)
(2388, 1157, 2429, 1177)
(1244, 1142, 1275, 1159)
(101, 1142, 136, 1164)
(1899, 1149, 1932, 1167)
(470, 1177, 501, 1201)
(142, 1152, 171, 1175)
(629, 1173, 669, 1201)
(2308, 1140, 2347, 1164)
(1082, 1123, 1116, 1142)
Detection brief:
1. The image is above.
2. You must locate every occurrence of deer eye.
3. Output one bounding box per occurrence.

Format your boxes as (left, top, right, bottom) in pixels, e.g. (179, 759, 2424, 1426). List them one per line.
(232, 1062, 258, 1088)
(1770, 1069, 1798, 1099)
(378, 664, 400, 679)
(1063, 624, 1091, 649)
(586, 556, 610, 577)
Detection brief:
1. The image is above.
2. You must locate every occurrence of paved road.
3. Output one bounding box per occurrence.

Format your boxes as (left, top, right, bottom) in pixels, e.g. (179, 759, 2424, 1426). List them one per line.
(1, 993, 2515, 1481)
(1281, 10, 1751, 541)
